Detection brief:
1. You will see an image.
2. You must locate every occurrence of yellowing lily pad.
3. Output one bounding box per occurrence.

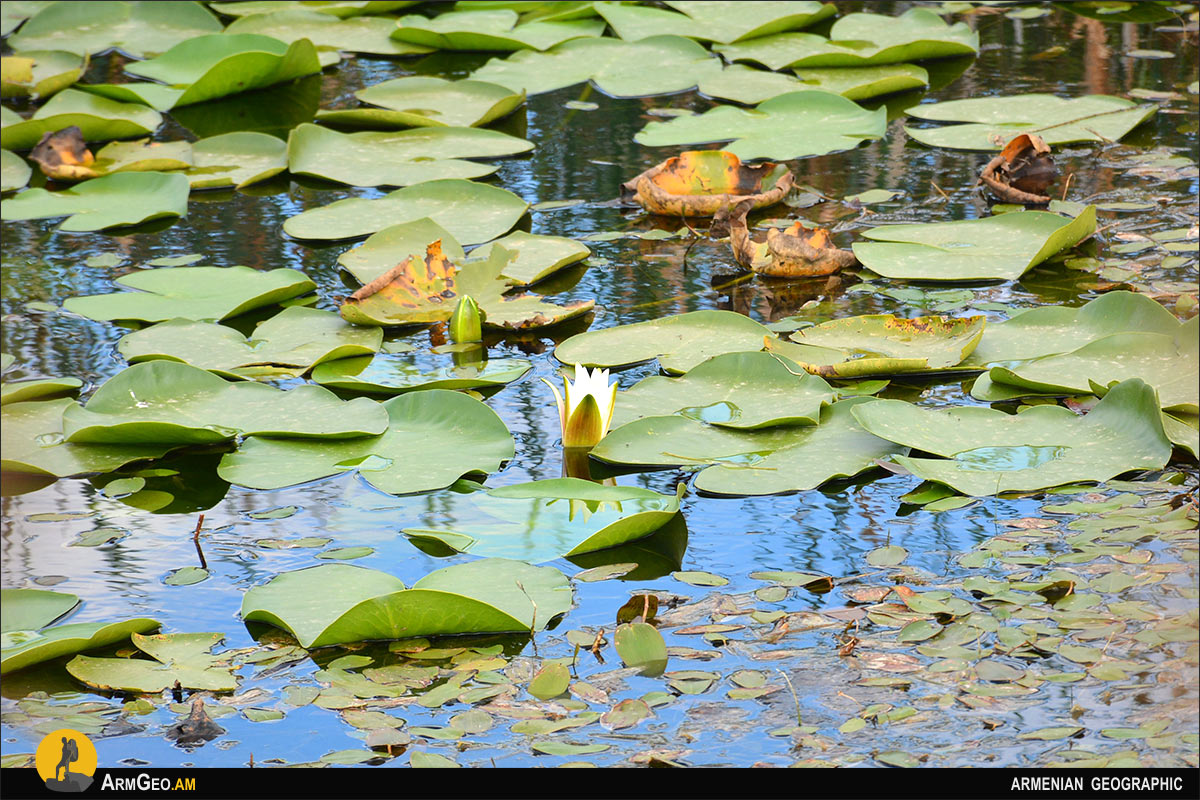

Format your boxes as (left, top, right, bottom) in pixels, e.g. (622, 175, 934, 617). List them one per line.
(0, 50, 86, 99)
(623, 150, 794, 217)
(67, 632, 237, 692)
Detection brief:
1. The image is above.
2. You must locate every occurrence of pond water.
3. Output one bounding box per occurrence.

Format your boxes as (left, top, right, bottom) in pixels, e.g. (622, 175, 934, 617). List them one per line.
(2, 1, 1198, 770)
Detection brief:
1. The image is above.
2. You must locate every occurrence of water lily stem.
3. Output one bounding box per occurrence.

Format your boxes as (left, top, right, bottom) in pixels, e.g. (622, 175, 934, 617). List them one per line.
(776, 669, 802, 727)
(192, 514, 207, 571)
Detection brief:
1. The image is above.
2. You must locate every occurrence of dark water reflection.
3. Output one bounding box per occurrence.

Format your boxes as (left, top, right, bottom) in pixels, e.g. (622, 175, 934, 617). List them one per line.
(1, 1, 1197, 769)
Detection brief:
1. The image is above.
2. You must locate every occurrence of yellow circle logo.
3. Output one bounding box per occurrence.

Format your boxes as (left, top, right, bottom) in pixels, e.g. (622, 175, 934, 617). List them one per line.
(35, 729, 97, 793)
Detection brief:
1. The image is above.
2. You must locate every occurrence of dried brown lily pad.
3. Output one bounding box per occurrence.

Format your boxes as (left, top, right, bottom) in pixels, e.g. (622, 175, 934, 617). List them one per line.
(979, 133, 1057, 205)
(28, 126, 95, 181)
(622, 150, 794, 217)
(725, 199, 857, 278)
(166, 696, 225, 747)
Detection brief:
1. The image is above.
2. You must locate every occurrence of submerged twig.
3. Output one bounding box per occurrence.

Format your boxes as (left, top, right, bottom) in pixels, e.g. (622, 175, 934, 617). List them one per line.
(192, 514, 207, 571)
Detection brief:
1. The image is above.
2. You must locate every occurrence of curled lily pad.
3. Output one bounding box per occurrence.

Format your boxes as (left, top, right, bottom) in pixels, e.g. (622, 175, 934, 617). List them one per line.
(8, 1, 223, 58)
(284, 178, 529, 242)
(67, 632, 237, 692)
(0, 170, 189, 231)
(117, 307, 383, 379)
(1, 589, 79, 632)
(770, 314, 986, 379)
(597, 1, 835, 44)
(188, 132, 288, 189)
(593, 397, 906, 497)
(1, 50, 86, 99)
(1163, 412, 1198, 459)
(0, 89, 162, 151)
(714, 9, 979, 69)
(241, 559, 572, 647)
(391, 9, 605, 52)
(634, 90, 887, 161)
(471, 35, 722, 97)
(727, 205, 856, 277)
(3, 617, 161, 675)
(318, 76, 524, 130)
(312, 353, 531, 395)
(905, 94, 1158, 151)
(852, 379, 1173, 496)
(1, 149, 31, 192)
(217, 389, 514, 495)
(62, 361, 388, 445)
(402, 479, 683, 562)
(224, 8, 432, 56)
(2, 397, 177, 477)
(610, 351, 834, 430)
(286, 122, 532, 188)
(2, 376, 82, 405)
(622, 150, 794, 217)
(852, 206, 1097, 282)
(63, 265, 316, 323)
(554, 309, 773, 375)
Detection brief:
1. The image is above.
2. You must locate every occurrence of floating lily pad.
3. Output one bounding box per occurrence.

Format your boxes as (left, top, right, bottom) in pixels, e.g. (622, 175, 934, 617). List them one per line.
(1162, 412, 1198, 459)
(2, 371, 82, 405)
(188, 132, 288, 190)
(67, 632, 237, 692)
(714, 8, 979, 69)
(210, 1, 419, 18)
(0, 89, 162, 152)
(241, 559, 572, 647)
(62, 361, 388, 445)
(64, 265, 316, 323)
(593, 397, 906, 496)
(402, 479, 682, 563)
(284, 178, 529, 242)
(471, 35, 722, 97)
(610, 351, 834, 430)
(635, 91, 887, 161)
(852, 207, 1096, 282)
(9, 1, 222, 58)
(117, 307, 382, 380)
(312, 353, 531, 395)
(852, 379, 1172, 496)
(905, 94, 1158, 151)
(218, 389, 514, 495)
(597, 1, 835, 44)
(465, 231, 590, 287)
(225, 8, 432, 56)
(286, 122, 532, 188)
(1, 170, 189, 231)
(3, 617, 160, 675)
(1, 50, 86, 99)
(615, 621, 668, 675)
(391, 9, 605, 52)
(1, 589, 79, 632)
(1, 149, 31, 192)
(697, 63, 927, 105)
(1, 2, 54, 37)
(554, 310, 773, 375)
(318, 76, 524, 129)
(2, 397, 177, 477)
(772, 314, 986, 378)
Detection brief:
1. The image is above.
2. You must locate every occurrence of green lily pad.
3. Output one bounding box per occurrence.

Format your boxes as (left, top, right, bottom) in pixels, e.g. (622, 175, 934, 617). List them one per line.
(64, 265, 316, 323)
(597, 1, 835, 44)
(0, 89, 163, 151)
(610, 351, 834, 430)
(402, 479, 682, 563)
(697, 63, 928, 105)
(210, 1, 419, 18)
(1, 589, 79, 633)
(164, 566, 210, 585)
(985, 319, 1199, 413)
(714, 8, 978, 69)
(1, 149, 31, 192)
(67, 632, 237, 692)
(286, 122, 532, 188)
(284, 178, 529, 241)
(852, 207, 1097, 282)
(8, 1, 222, 58)
(117, 307, 383, 379)
(62, 138, 194, 180)
(1, 2, 54, 37)
(0, 171, 189, 231)
(2, 397, 178, 477)
(528, 661, 570, 700)
(852, 379, 1173, 496)
(62, 361, 388, 445)
(224, 8, 432, 56)
(772, 314, 986, 378)
(1162, 412, 1198, 459)
(465, 231, 590, 287)
(187, 132, 288, 190)
(966, 291, 1184, 367)
(338, 218, 466, 281)
(241, 559, 572, 647)
(391, 9, 605, 52)
(2, 617, 160, 675)
(1, 50, 86, 99)
(2, 375, 82, 405)
(318, 76, 524, 129)
(634, 90, 887, 161)
(905, 94, 1158, 151)
(217, 389, 514, 495)
(312, 353, 531, 395)
(471, 35, 722, 97)
(615, 621, 668, 675)
(866, 545, 908, 567)
(554, 309, 774, 375)
(593, 397, 906, 497)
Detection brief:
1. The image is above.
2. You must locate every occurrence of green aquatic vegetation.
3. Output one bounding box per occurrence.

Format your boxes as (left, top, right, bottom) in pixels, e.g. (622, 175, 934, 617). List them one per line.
(209, 1, 420, 18)
(596, 1, 835, 44)
(0, 50, 86, 99)
(188, 132, 288, 189)
(0, 89, 162, 152)
(390, 8, 605, 52)
(0, 171, 189, 231)
(8, 1, 222, 58)
(224, 8, 431, 56)
(67, 632, 237, 692)
(2, 356, 81, 405)
(312, 353, 531, 395)
(1, 149, 31, 191)
(317, 76, 525, 129)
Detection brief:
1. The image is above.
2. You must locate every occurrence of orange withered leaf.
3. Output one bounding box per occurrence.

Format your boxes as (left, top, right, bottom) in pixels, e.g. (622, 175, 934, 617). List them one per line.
(28, 125, 96, 181)
(622, 150, 794, 217)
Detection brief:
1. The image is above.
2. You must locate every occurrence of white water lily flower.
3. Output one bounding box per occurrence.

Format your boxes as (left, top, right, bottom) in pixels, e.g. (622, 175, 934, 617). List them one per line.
(543, 364, 617, 448)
